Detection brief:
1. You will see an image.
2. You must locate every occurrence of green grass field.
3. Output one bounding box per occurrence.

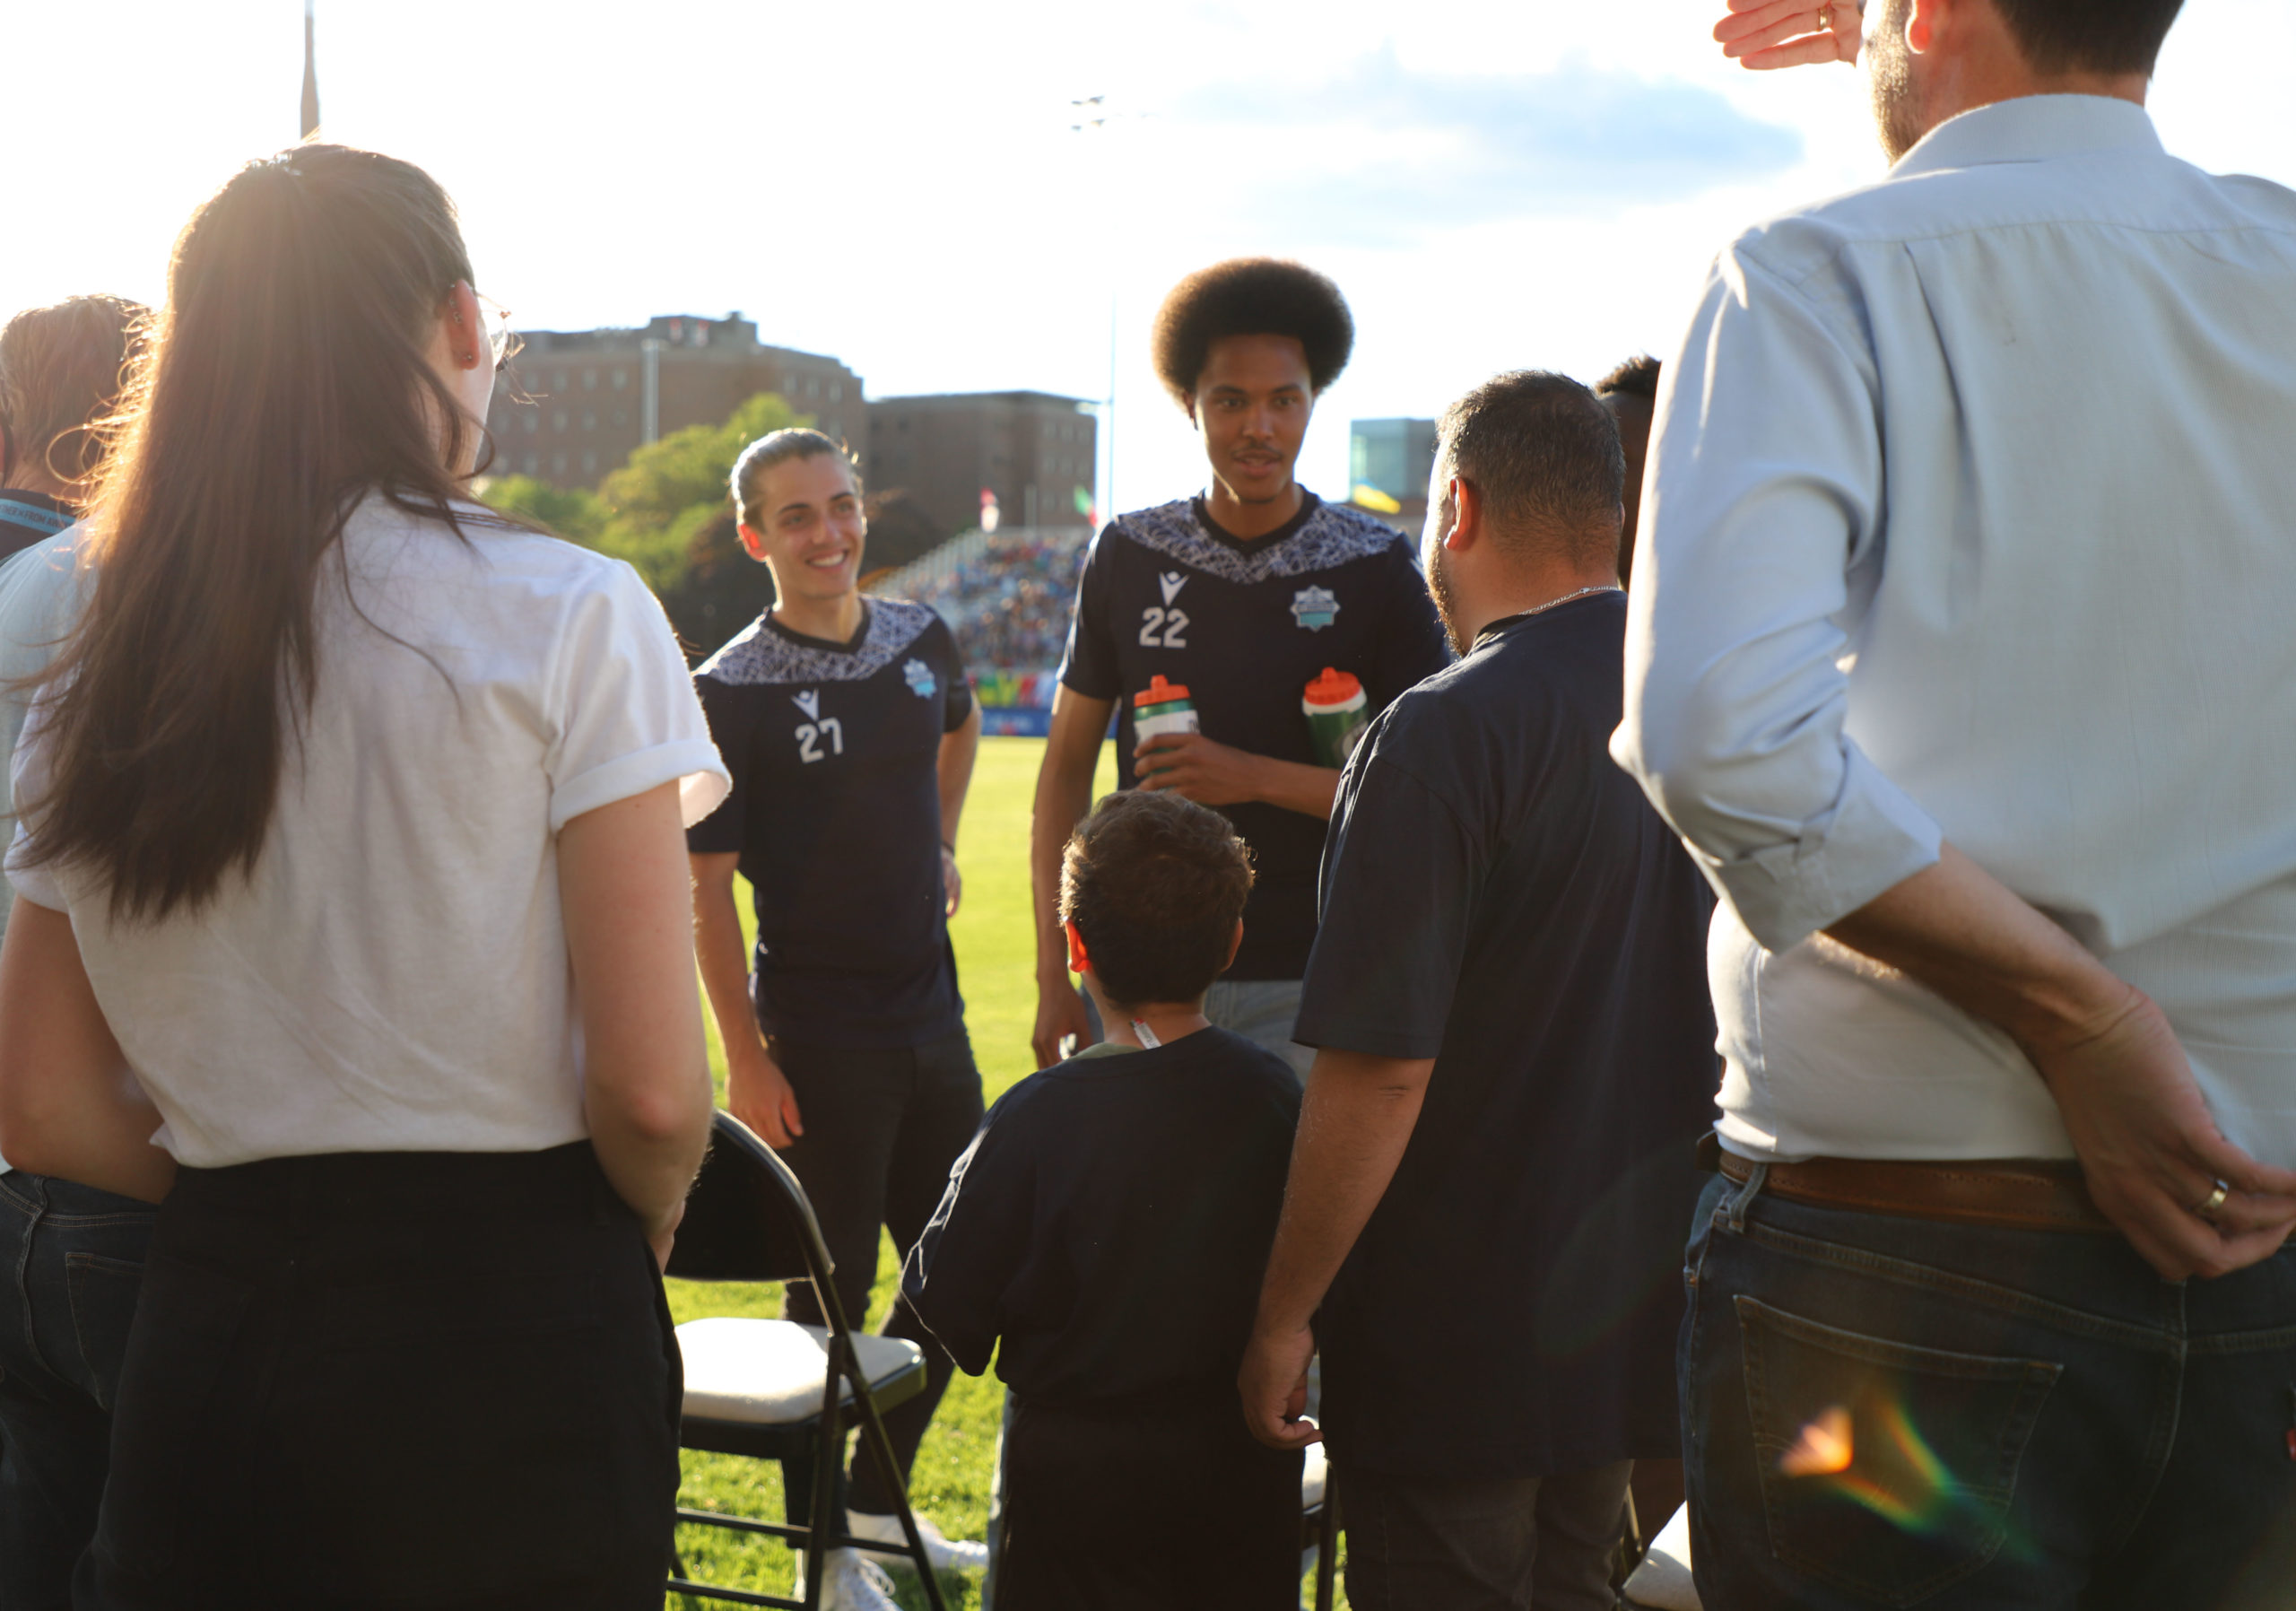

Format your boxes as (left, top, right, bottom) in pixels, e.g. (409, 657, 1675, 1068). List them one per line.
(666, 736, 1164, 1608)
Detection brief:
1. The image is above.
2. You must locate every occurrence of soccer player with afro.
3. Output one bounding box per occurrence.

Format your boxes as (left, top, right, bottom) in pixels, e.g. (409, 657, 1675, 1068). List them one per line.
(1030, 258, 1449, 1075)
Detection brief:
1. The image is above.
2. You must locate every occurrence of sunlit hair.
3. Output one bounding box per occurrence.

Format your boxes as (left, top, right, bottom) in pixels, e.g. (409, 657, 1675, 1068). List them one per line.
(1435, 370, 1623, 569)
(1594, 353, 1661, 405)
(1059, 790, 1253, 1008)
(0, 294, 149, 500)
(22, 145, 498, 921)
(1992, 0, 2183, 74)
(1150, 258, 1353, 412)
(730, 428, 861, 529)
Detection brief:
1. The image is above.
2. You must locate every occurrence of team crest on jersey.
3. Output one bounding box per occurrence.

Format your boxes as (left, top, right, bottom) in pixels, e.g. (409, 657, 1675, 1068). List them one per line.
(1158, 570, 1187, 605)
(903, 657, 937, 700)
(1290, 586, 1340, 631)
(792, 690, 822, 720)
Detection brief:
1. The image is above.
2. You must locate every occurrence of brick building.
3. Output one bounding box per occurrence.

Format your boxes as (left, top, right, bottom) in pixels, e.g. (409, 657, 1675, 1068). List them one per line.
(865, 391, 1098, 544)
(488, 313, 865, 488)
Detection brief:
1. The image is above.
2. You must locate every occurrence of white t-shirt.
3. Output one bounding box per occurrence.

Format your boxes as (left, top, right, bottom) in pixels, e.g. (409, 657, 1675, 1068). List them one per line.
(6, 496, 729, 1169)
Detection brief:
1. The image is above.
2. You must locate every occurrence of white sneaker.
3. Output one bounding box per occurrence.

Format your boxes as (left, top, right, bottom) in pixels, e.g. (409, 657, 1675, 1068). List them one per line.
(818, 1546, 900, 1611)
(846, 1507, 992, 1572)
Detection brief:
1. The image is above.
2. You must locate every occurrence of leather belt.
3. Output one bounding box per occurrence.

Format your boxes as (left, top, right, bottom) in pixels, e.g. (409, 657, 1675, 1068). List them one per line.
(1716, 1147, 2118, 1235)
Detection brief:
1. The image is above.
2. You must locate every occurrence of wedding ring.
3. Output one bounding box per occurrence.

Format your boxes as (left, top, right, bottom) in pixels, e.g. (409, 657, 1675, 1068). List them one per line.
(1817, 3, 1833, 29)
(2196, 1179, 2231, 1223)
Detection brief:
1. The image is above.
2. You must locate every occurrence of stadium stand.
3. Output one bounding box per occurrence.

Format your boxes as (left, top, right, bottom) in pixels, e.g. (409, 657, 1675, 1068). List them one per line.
(870, 527, 1091, 734)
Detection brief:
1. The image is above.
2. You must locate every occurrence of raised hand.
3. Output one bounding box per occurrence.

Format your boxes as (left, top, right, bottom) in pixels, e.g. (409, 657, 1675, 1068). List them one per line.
(1715, 0, 1864, 69)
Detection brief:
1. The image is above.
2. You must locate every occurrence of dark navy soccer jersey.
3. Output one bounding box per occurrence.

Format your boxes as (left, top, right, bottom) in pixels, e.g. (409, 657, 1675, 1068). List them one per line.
(1057, 492, 1450, 980)
(687, 598, 974, 1050)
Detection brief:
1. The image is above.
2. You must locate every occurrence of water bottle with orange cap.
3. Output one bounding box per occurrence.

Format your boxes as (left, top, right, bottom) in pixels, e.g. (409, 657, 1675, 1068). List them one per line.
(1133, 675, 1199, 776)
(1302, 667, 1369, 769)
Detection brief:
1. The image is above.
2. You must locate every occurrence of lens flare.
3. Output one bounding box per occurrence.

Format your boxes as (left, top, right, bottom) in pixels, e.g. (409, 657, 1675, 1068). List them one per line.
(1780, 1405, 1854, 1476)
(1777, 1391, 2032, 1564)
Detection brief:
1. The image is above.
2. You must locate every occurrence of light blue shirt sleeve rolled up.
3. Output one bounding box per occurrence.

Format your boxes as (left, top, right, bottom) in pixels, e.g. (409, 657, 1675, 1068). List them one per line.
(1610, 243, 1941, 954)
(1608, 95, 2296, 1166)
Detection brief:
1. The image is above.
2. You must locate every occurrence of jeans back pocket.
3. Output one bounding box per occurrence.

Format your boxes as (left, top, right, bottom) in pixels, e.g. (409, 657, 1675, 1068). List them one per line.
(1736, 1294, 2059, 1607)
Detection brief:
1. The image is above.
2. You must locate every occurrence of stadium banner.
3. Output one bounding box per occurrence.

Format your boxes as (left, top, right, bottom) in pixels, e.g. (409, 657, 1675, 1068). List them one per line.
(973, 669, 1060, 737)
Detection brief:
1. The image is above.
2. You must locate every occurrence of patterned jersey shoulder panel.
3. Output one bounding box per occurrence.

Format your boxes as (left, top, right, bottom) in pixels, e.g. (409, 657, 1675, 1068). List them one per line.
(1112, 497, 1408, 587)
(695, 597, 941, 687)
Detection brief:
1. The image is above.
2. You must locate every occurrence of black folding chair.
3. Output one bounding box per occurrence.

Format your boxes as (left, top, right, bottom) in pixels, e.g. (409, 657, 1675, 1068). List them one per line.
(665, 1110, 951, 1611)
(1300, 1441, 1341, 1611)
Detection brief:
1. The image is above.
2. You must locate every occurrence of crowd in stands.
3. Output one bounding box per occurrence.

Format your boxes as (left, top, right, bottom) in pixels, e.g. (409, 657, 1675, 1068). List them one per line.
(901, 529, 1088, 674)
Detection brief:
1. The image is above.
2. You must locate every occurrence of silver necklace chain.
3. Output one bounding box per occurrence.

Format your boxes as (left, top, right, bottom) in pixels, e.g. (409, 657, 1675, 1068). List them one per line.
(1521, 584, 1622, 618)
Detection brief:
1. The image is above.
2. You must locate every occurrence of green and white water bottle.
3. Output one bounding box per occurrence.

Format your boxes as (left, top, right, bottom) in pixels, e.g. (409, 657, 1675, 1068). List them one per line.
(1303, 666, 1368, 768)
(1134, 675, 1199, 775)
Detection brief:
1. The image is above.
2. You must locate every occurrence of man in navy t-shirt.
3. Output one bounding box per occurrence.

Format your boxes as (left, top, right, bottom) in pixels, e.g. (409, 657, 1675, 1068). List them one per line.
(687, 429, 987, 1602)
(1239, 373, 1718, 1610)
(1031, 257, 1450, 1076)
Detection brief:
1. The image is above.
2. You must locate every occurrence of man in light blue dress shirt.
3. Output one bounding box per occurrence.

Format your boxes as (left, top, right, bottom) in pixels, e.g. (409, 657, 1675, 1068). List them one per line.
(1621, 0, 2296, 1602)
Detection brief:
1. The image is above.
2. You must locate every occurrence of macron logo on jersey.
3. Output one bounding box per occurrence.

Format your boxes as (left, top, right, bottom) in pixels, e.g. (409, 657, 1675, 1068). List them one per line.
(792, 690, 822, 720)
(1158, 570, 1187, 606)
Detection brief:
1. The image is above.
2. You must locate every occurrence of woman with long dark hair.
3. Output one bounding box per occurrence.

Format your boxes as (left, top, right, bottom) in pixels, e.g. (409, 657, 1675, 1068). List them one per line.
(0, 146, 726, 1607)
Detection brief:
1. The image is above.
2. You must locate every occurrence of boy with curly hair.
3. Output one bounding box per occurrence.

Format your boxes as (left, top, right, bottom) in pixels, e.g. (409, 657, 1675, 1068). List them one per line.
(906, 788, 1304, 1608)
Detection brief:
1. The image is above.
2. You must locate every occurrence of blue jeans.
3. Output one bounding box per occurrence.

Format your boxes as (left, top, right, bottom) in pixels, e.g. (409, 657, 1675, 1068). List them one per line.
(1205, 979, 1313, 1083)
(1681, 1169, 2296, 1610)
(0, 1171, 156, 1611)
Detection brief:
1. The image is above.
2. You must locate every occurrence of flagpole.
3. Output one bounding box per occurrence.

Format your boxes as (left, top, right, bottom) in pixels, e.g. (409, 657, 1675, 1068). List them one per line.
(300, 0, 321, 141)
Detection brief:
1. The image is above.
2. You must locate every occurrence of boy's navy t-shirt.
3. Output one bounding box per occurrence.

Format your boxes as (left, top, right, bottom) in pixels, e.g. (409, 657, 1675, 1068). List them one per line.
(1057, 492, 1451, 981)
(901, 1026, 1301, 1405)
(687, 598, 973, 1049)
(1296, 594, 1720, 1482)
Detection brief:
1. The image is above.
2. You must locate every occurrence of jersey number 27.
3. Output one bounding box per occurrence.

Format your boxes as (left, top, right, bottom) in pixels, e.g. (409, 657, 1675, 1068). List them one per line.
(796, 718, 844, 763)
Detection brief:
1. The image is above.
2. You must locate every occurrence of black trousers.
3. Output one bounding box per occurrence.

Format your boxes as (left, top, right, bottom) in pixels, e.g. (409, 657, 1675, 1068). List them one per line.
(76, 1143, 681, 1611)
(771, 1027, 984, 1519)
(997, 1387, 1303, 1610)
(1338, 1459, 1633, 1611)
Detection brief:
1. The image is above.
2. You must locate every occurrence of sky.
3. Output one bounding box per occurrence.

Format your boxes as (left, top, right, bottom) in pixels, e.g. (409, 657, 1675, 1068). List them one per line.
(9, 0, 2296, 513)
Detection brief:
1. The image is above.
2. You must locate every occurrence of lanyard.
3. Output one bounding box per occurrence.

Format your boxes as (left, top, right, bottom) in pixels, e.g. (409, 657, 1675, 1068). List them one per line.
(0, 498, 72, 537)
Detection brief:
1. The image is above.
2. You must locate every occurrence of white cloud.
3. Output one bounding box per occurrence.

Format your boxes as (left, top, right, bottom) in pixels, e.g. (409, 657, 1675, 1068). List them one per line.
(1163, 48, 1804, 243)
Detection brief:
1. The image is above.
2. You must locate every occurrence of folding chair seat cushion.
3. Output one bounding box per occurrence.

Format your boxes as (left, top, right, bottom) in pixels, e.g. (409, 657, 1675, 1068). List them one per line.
(677, 1316, 926, 1426)
(1620, 1502, 1699, 1611)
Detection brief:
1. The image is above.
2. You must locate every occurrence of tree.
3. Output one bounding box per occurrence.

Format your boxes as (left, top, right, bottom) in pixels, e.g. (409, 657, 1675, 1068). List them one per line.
(477, 391, 810, 657)
(476, 475, 608, 545)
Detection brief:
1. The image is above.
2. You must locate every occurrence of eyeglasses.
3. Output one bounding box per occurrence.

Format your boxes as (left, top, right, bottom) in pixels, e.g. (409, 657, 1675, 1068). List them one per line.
(475, 292, 522, 372)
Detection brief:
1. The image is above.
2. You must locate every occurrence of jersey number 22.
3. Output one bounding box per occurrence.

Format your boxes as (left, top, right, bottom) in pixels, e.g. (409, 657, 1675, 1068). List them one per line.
(1138, 606, 1188, 649)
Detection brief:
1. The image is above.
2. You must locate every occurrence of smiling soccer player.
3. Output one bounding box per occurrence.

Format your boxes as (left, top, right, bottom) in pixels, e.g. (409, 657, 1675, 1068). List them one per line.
(1029, 259, 1450, 1075)
(686, 430, 987, 1609)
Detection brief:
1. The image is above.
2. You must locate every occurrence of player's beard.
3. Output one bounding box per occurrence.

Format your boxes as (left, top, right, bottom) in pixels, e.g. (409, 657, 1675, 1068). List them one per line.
(1867, 0, 1925, 163)
(1427, 540, 1468, 657)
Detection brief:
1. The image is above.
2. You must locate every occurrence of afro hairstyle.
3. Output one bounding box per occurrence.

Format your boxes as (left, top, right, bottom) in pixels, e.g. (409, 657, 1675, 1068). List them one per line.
(1150, 257, 1353, 412)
